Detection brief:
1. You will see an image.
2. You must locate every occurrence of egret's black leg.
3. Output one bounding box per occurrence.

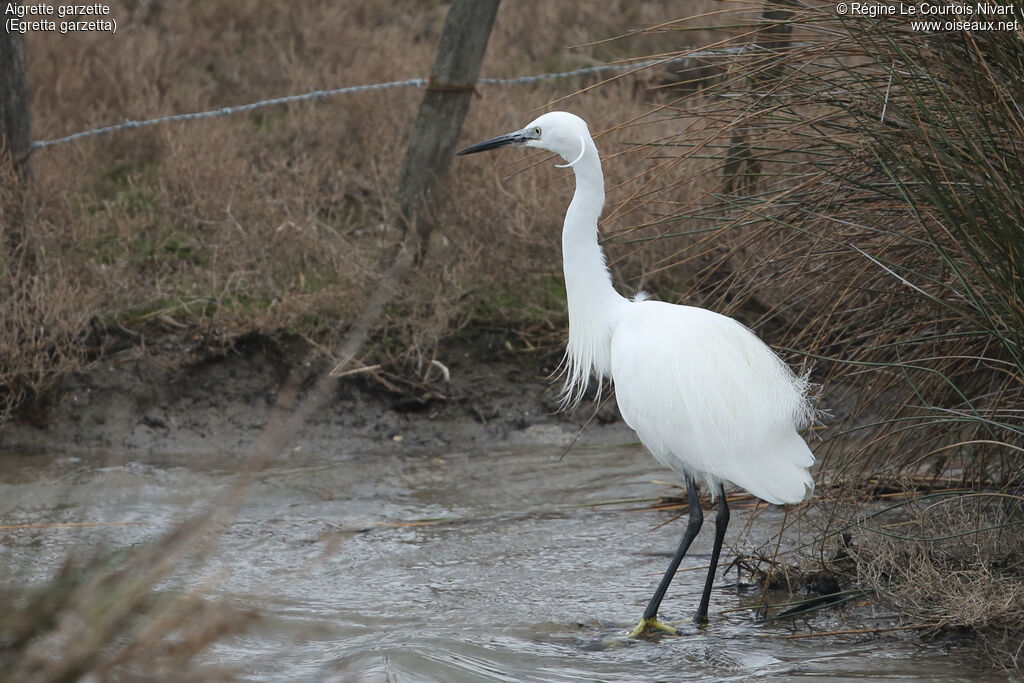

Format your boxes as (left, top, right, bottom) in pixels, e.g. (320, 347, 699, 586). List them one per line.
(629, 473, 703, 637)
(643, 474, 703, 620)
(694, 483, 729, 625)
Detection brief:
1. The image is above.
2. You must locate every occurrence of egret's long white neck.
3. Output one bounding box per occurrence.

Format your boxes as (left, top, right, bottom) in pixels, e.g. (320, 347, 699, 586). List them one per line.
(559, 137, 628, 408)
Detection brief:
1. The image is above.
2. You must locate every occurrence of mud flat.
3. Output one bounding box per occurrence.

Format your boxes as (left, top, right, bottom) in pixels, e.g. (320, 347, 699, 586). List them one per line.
(1, 336, 633, 459)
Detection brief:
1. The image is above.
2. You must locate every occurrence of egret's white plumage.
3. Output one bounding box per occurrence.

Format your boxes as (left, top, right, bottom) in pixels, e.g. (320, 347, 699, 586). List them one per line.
(457, 111, 816, 636)
(611, 302, 814, 504)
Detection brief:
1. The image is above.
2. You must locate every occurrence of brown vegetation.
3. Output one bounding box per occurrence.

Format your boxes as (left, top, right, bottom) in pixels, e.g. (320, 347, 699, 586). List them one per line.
(850, 493, 1024, 667)
(1, 0, 726, 420)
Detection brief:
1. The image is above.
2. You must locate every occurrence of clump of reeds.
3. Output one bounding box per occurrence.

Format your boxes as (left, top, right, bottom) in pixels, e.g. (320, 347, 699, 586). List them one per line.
(610, 0, 1023, 663)
(618, 1, 1022, 484)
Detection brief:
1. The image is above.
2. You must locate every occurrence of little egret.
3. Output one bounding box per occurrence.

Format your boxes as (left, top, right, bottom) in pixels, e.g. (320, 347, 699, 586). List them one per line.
(457, 112, 815, 638)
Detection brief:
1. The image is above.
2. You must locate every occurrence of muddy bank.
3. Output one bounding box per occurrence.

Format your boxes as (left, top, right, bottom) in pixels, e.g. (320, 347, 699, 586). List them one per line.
(1, 334, 634, 458)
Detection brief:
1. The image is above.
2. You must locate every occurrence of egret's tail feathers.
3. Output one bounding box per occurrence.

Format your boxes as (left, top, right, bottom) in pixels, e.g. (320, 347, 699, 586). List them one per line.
(729, 431, 815, 506)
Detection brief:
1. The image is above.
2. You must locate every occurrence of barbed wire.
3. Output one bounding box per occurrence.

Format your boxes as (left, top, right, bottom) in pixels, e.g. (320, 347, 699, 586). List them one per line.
(31, 48, 757, 150)
(31, 78, 430, 149)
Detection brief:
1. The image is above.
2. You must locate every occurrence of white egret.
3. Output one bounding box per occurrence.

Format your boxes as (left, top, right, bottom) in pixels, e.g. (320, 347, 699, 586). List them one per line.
(457, 112, 815, 638)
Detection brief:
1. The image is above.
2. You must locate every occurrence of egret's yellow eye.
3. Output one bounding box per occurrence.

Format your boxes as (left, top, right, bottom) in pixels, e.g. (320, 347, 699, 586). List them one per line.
(533, 127, 542, 136)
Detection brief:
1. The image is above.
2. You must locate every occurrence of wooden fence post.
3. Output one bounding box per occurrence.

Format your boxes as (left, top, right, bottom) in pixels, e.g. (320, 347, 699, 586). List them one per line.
(1, 1, 31, 178)
(396, 0, 501, 245)
(1, 4, 32, 263)
(254, 0, 501, 459)
(722, 0, 796, 194)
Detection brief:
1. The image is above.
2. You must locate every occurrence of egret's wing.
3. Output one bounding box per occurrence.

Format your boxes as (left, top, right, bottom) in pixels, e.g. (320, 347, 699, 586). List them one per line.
(610, 302, 814, 504)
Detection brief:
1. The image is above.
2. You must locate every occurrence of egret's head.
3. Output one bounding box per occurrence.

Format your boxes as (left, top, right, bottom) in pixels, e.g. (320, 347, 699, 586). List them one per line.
(457, 111, 592, 167)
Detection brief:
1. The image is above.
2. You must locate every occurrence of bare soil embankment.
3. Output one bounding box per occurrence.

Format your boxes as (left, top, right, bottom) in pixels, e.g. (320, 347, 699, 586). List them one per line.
(1, 333, 633, 459)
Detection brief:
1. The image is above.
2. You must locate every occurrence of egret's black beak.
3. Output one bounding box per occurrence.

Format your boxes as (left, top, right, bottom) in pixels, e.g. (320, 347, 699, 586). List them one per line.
(456, 130, 529, 156)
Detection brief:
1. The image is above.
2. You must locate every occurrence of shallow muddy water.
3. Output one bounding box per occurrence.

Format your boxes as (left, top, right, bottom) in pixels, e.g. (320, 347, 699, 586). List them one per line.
(0, 445, 995, 681)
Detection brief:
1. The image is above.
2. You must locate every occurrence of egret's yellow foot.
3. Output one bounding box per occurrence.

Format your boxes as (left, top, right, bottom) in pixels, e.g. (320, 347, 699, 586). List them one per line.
(629, 616, 677, 639)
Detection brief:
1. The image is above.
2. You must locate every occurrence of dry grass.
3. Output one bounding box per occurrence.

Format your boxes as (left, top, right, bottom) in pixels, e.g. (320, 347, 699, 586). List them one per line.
(847, 493, 1024, 667)
(1, 515, 256, 681)
(1, 0, 722, 420)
